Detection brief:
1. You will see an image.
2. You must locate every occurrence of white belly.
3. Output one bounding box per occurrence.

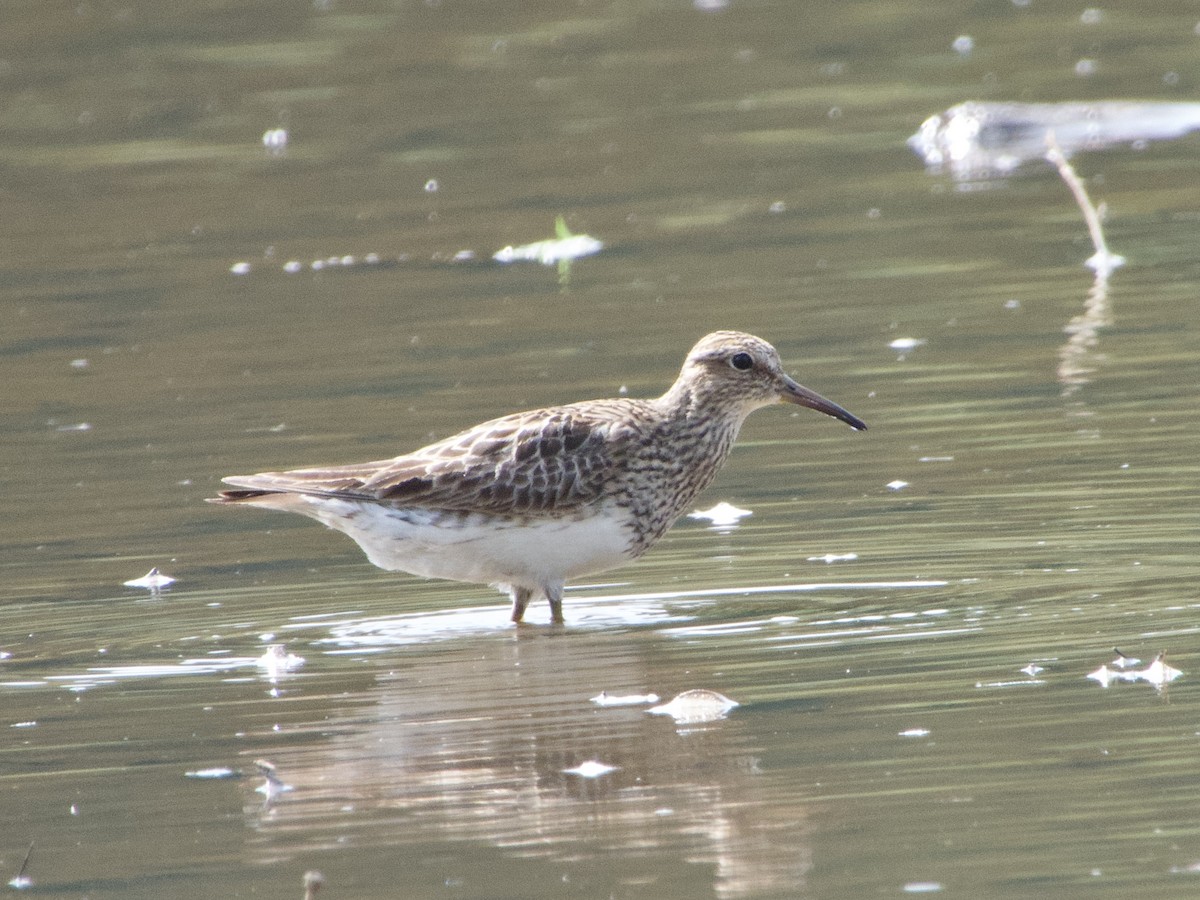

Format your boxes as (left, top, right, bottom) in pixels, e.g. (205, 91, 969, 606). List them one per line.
(279, 496, 635, 591)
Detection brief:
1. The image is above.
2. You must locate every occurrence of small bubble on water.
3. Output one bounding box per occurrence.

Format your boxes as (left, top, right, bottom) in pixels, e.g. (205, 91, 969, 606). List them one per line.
(261, 128, 288, 152)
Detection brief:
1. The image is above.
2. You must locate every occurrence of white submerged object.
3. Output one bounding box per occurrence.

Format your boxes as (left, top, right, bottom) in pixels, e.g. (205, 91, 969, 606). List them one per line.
(910, 100, 1200, 177)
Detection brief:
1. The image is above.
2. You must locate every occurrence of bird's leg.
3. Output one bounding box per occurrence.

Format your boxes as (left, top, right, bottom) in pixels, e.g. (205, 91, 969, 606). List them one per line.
(510, 586, 533, 624)
(545, 583, 565, 625)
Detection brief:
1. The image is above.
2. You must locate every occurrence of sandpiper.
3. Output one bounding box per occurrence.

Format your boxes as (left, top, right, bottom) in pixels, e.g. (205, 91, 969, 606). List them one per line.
(209, 331, 867, 624)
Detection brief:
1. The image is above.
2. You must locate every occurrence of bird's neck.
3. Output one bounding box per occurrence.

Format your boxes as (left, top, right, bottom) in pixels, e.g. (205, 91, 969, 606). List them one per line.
(657, 379, 752, 431)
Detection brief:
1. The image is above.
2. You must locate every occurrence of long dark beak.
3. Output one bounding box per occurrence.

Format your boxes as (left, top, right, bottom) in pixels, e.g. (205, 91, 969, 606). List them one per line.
(780, 375, 868, 431)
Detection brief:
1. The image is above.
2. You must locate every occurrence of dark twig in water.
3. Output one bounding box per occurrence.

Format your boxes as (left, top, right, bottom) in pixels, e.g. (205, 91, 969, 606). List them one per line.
(13, 841, 33, 885)
(1044, 132, 1124, 276)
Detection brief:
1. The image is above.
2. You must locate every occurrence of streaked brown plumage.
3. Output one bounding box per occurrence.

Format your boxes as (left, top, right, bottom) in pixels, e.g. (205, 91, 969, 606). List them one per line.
(210, 331, 867, 624)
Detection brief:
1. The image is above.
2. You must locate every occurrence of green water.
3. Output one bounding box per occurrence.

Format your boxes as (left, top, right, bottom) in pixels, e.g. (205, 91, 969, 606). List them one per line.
(2, 1, 1199, 897)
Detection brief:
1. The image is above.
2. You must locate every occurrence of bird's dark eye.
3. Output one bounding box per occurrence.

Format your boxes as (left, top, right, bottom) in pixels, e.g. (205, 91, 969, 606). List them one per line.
(730, 352, 753, 371)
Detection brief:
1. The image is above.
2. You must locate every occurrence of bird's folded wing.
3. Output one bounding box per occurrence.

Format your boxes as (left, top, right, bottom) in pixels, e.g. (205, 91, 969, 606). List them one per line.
(218, 406, 640, 515)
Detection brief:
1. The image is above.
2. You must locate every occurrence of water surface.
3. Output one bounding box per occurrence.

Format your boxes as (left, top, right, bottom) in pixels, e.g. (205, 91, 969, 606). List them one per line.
(3, 1, 1199, 897)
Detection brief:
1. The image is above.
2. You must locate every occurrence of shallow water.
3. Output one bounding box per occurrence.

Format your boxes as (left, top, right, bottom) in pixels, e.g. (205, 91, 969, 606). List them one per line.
(3, 1, 1200, 897)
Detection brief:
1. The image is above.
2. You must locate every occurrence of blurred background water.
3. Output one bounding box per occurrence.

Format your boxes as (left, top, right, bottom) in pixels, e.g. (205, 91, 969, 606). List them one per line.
(2, 1, 1199, 897)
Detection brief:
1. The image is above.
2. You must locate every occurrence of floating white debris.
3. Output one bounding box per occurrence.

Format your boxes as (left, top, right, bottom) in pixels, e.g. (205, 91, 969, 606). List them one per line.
(689, 501, 752, 529)
(902, 883, 943, 894)
(952, 34, 974, 56)
(424, 178, 439, 193)
(889, 337, 926, 351)
(452, 249, 476, 262)
(886, 480, 909, 491)
(1085, 250, 1126, 276)
(807, 552, 858, 563)
(1021, 663, 1044, 677)
(564, 760, 619, 778)
(590, 691, 660, 707)
(1086, 665, 1117, 688)
(1110, 649, 1140, 669)
(123, 567, 176, 590)
(493, 233, 603, 265)
(1087, 652, 1182, 689)
(494, 216, 602, 267)
(70, 358, 89, 369)
(262, 128, 288, 153)
(55, 422, 92, 432)
(7, 875, 32, 890)
(230, 261, 252, 276)
(282, 260, 302, 274)
(1140, 654, 1182, 686)
(257, 644, 304, 680)
(10, 721, 37, 729)
(184, 767, 239, 780)
(899, 727, 930, 738)
(255, 758, 292, 799)
(649, 689, 739, 724)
